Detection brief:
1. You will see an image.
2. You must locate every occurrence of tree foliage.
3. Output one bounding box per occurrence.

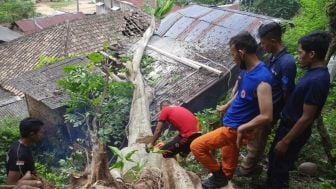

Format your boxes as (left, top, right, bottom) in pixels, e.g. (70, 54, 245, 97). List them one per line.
(241, 0, 300, 19)
(144, 0, 176, 18)
(57, 52, 134, 146)
(0, 117, 20, 184)
(192, 0, 233, 5)
(283, 0, 329, 55)
(0, 0, 36, 23)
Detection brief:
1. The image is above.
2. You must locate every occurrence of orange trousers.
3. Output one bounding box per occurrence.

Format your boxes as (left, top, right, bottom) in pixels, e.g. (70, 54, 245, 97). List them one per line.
(190, 126, 253, 178)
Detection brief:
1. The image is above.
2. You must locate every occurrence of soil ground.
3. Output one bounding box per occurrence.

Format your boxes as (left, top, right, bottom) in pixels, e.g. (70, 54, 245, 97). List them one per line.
(36, 0, 96, 16)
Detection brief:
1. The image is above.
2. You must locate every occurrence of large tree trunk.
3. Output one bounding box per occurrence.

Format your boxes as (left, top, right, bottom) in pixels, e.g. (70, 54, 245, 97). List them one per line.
(118, 16, 235, 189)
(121, 17, 203, 189)
(316, 1, 336, 168)
(315, 116, 335, 166)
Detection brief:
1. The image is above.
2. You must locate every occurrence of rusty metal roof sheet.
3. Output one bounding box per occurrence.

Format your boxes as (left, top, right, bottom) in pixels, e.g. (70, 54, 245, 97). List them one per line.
(14, 13, 86, 35)
(148, 5, 277, 114)
(156, 4, 275, 46)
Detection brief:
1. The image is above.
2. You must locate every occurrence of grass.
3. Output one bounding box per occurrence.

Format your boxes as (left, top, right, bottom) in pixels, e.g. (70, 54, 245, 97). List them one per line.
(45, 1, 75, 9)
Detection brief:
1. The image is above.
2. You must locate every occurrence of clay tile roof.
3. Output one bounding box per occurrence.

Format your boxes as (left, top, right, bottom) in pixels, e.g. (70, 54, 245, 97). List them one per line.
(1, 11, 150, 95)
(14, 13, 86, 35)
(8, 57, 89, 110)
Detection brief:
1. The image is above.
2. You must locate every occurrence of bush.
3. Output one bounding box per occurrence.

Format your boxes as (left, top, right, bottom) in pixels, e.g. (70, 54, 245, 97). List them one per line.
(241, 0, 300, 19)
(0, 117, 20, 184)
(0, 0, 36, 23)
(283, 0, 328, 54)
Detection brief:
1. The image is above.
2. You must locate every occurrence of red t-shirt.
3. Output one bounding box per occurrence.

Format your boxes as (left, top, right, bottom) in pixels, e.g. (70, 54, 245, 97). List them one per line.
(158, 106, 198, 137)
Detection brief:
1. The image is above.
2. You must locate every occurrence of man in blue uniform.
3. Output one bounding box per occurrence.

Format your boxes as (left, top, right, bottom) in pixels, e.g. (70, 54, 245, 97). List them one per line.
(237, 22, 296, 176)
(263, 32, 331, 189)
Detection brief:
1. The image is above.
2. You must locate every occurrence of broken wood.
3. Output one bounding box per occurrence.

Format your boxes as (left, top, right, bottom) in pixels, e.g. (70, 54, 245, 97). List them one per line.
(147, 44, 223, 75)
(147, 44, 201, 70)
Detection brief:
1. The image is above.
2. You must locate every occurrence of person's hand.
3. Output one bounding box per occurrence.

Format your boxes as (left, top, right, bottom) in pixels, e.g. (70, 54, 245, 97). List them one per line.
(216, 104, 229, 113)
(236, 127, 244, 149)
(14, 171, 42, 189)
(147, 143, 154, 149)
(274, 140, 289, 156)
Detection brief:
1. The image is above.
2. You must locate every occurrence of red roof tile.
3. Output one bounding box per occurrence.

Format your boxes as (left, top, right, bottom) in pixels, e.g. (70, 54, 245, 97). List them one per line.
(14, 13, 86, 35)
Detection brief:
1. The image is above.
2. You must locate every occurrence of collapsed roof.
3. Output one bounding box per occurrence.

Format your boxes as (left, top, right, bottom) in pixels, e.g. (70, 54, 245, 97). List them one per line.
(146, 4, 275, 115)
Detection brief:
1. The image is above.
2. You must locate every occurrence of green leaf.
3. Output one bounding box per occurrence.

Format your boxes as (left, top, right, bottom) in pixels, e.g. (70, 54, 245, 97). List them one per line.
(111, 161, 124, 170)
(87, 52, 104, 63)
(125, 150, 137, 162)
(108, 146, 123, 159)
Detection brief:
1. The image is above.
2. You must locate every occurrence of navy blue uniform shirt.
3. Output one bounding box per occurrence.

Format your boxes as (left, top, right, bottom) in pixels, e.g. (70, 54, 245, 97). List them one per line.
(269, 49, 296, 104)
(282, 67, 330, 122)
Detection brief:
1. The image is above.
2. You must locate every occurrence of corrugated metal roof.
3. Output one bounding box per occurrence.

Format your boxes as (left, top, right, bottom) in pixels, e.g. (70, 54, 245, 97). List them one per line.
(156, 4, 275, 46)
(14, 13, 86, 35)
(148, 5, 277, 114)
(0, 26, 22, 42)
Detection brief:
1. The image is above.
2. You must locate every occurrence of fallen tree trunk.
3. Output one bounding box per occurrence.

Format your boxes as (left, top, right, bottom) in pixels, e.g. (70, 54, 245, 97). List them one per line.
(119, 17, 203, 189)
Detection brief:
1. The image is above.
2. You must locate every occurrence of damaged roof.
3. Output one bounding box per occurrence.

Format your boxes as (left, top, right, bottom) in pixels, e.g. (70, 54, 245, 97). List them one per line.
(7, 4, 278, 116)
(147, 4, 276, 113)
(1, 11, 150, 95)
(156, 4, 275, 46)
(14, 13, 86, 35)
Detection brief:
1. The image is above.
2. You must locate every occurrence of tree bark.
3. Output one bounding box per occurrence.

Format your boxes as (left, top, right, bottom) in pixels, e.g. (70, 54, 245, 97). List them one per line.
(315, 115, 335, 166)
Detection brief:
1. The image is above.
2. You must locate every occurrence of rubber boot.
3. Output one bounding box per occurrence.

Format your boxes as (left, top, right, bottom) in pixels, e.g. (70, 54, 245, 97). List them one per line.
(202, 169, 228, 189)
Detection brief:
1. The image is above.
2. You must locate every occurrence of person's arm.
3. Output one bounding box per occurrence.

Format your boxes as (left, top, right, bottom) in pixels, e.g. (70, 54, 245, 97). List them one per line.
(216, 93, 236, 113)
(274, 104, 318, 156)
(148, 121, 164, 148)
(281, 59, 296, 101)
(236, 81, 273, 148)
(6, 171, 22, 185)
(14, 171, 42, 189)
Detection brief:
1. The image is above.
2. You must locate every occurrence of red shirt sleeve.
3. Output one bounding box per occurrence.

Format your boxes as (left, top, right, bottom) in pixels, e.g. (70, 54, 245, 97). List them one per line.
(158, 107, 169, 122)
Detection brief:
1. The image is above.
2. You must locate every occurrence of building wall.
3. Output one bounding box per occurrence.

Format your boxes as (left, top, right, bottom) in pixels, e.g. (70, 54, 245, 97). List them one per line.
(26, 95, 65, 135)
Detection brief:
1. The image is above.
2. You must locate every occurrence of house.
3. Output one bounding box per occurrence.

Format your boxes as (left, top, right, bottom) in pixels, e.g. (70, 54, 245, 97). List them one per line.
(0, 11, 150, 95)
(0, 10, 150, 119)
(11, 13, 86, 35)
(6, 5, 278, 127)
(8, 57, 88, 127)
(0, 26, 22, 44)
